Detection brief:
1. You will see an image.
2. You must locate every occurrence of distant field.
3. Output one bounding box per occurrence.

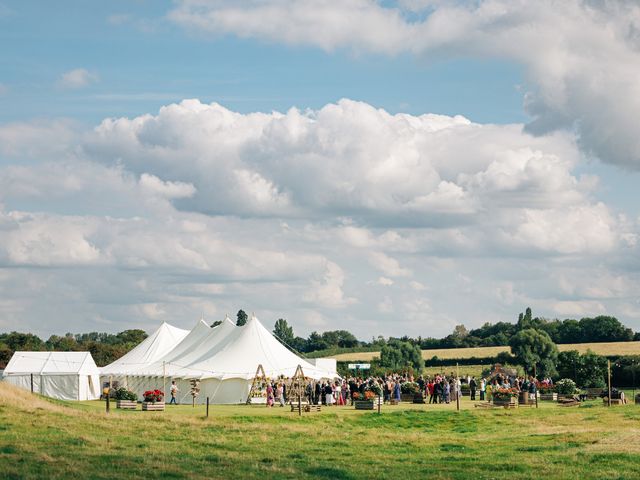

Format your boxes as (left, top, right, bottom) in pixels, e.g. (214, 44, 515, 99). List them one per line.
(1, 382, 640, 479)
(330, 341, 640, 362)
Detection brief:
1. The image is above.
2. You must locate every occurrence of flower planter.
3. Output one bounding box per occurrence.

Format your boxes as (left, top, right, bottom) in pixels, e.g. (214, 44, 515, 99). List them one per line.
(540, 393, 557, 401)
(142, 402, 165, 411)
(635, 394, 640, 405)
(354, 400, 374, 410)
(557, 394, 575, 401)
(412, 393, 425, 404)
(116, 400, 137, 410)
(400, 393, 415, 403)
(493, 397, 518, 408)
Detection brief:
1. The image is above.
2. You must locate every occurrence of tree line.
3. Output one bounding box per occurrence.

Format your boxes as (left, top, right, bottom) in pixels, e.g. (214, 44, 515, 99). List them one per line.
(1, 307, 639, 369)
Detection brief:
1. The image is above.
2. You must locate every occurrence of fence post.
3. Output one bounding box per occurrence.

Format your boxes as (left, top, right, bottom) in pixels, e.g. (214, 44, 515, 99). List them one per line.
(30, 373, 34, 394)
(206, 397, 209, 418)
(106, 394, 110, 414)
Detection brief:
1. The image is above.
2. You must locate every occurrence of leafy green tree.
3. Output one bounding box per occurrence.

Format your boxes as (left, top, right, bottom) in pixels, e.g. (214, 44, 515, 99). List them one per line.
(116, 329, 148, 345)
(0, 332, 45, 351)
(306, 332, 328, 352)
(211, 320, 222, 328)
(578, 316, 633, 342)
(273, 319, 294, 346)
(508, 328, 558, 377)
(576, 350, 607, 388)
(379, 339, 423, 372)
(45, 334, 78, 351)
(236, 309, 248, 327)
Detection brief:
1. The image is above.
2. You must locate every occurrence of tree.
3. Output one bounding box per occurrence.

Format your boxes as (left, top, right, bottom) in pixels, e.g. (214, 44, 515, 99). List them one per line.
(306, 332, 328, 352)
(273, 319, 294, 347)
(211, 320, 222, 328)
(508, 328, 558, 377)
(578, 316, 633, 342)
(236, 309, 248, 327)
(116, 329, 148, 345)
(379, 339, 423, 372)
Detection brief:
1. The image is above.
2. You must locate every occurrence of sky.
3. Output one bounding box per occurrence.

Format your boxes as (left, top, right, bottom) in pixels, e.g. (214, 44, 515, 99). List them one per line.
(1, 0, 640, 339)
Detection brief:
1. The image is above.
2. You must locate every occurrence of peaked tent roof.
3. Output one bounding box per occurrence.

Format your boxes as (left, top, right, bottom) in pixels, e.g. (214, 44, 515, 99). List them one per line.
(100, 321, 189, 375)
(3, 351, 99, 375)
(136, 318, 218, 376)
(174, 315, 337, 380)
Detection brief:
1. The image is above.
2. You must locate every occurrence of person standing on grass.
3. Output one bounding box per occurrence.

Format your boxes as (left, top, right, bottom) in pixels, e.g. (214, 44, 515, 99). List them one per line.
(266, 383, 274, 407)
(444, 380, 451, 404)
(169, 380, 179, 405)
(277, 383, 285, 407)
(394, 380, 401, 402)
(325, 382, 333, 406)
(479, 378, 486, 401)
(315, 381, 321, 405)
(470, 377, 477, 401)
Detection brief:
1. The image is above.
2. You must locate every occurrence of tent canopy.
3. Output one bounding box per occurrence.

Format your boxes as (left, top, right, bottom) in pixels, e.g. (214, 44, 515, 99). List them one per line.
(4, 351, 99, 375)
(100, 321, 189, 375)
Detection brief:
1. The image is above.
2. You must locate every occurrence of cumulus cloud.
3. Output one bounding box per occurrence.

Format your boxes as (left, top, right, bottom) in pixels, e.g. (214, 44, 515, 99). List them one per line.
(168, 0, 640, 169)
(57, 68, 99, 89)
(1, 98, 639, 336)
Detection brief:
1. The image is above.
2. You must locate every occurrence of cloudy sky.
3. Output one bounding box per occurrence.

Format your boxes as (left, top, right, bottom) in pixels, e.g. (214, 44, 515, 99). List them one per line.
(1, 0, 640, 339)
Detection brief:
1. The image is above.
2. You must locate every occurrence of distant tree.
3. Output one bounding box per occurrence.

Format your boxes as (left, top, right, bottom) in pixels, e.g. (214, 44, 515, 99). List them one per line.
(116, 329, 148, 345)
(557, 350, 582, 381)
(236, 309, 248, 327)
(576, 350, 607, 388)
(211, 320, 222, 328)
(516, 307, 533, 330)
(578, 316, 633, 343)
(306, 332, 328, 352)
(0, 342, 12, 368)
(273, 319, 294, 346)
(290, 336, 308, 353)
(0, 332, 45, 351)
(557, 319, 582, 344)
(379, 340, 423, 372)
(45, 334, 78, 351)
(509, 328, 558, 378)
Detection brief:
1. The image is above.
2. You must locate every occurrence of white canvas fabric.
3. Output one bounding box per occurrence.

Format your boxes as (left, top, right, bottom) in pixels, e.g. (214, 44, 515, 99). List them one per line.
(100, 321, 189, 376)
(101, 315, 339, 404)
(2, 351, 101, 401)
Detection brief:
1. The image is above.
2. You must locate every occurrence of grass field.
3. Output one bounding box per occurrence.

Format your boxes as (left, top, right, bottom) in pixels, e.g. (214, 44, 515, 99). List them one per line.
(1, 382, 640, 479)
(330, 341, 640, 362)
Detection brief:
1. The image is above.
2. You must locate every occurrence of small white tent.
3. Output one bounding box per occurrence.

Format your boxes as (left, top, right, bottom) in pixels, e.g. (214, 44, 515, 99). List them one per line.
(2, 351, 101, 401)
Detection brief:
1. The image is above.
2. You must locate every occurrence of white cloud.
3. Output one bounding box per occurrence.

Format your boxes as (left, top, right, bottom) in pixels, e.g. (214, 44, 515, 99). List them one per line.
(377, 276, 394, 286)
(58, 68, 99, 89)
(369, 251, 412, 277)
(0, 83, 8, 95)
(139, 173, 196, 199)
(168, 0, 640, 169)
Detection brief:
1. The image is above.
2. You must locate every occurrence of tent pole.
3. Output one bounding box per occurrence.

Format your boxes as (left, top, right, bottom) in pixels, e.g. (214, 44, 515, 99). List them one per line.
(163, 361, 166, 400)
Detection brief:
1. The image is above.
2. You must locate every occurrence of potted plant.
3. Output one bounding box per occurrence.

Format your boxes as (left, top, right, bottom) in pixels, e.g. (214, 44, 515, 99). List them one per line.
(353, 390, 377, 410)
(114, 387, 138, 409)
(142, 389, 165, 411)
(538, 384, 557, 401)
(400, 382, 420, 402)
(555, 379, 578, 400)
(492, 388, 519, 407)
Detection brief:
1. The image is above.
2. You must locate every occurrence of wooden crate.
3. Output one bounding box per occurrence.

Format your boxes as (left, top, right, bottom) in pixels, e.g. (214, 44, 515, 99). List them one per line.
(142, 402, 165, 411)
(116, 400, 137, 410)
(493, 398, 518, 409)
(354, 400, 374, 410)
(540, 393, 558, 401)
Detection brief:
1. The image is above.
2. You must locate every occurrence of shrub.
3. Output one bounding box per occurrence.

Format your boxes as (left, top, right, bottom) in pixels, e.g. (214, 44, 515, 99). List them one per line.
(114, 387, 137, 401)
(555, 379, 578, 395)
(400, 382, 420, 394)
(143, 389, 164, 403)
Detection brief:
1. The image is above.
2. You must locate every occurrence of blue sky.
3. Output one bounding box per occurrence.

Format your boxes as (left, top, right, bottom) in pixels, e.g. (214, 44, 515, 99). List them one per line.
(1, 0, 640, 338)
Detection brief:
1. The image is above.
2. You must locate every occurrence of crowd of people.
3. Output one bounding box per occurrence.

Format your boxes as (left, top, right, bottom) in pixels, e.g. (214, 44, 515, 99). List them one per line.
(262, 371, 553, 407)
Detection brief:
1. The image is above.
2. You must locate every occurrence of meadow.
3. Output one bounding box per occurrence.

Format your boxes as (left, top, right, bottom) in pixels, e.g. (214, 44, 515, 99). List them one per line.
(331, 341, 640, 362)
(1, 382, 639, 479)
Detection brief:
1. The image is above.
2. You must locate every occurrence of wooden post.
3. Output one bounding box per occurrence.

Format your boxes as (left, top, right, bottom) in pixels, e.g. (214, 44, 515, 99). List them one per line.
(298, 389, 302, 417)
(607, 360, 612, 407)
(106, 393, 110, 414)
(30, 373, 34, 393)
(206, 397, 209, 418)
(456, 363, 460, 411)
(163, 361, 166, 402)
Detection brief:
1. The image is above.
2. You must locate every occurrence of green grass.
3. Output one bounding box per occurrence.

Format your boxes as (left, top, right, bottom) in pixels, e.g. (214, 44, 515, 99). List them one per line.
(1, 382, 639, 479)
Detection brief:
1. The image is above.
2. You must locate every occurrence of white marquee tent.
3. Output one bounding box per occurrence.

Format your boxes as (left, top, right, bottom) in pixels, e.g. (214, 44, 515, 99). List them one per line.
(2, 351, 101, 401)
(108, 315, 339, 404)
(100, 321, 189, 379)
